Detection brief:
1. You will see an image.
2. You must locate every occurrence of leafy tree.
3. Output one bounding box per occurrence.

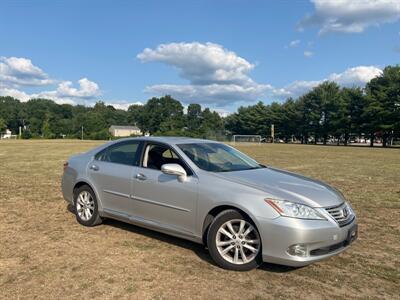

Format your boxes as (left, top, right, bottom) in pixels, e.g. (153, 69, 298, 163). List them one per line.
(0, 117, 6, 132)
(312, 81, 341, 144)
(297, 91, 320, 144)
(41, 118, 53, 138)
(0, 96, 21, 133)
(338, 87, 366, 145)
(226, 102, 268, 136)
(186, 103, 202, 133)
(365, 65, 400, 147)
(199, 108, 224, 138)
(128, 104, 145, 133)
(136, 96, 184, 135)
(21, 129, 32, 139)
(278, 98, 302, 142)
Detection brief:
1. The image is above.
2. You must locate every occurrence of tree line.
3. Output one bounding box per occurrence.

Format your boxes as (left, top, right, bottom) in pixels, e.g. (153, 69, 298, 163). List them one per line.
(226, 65, 399, 147)
(0, 95, 224, 140)
(0, 65, 399, 147)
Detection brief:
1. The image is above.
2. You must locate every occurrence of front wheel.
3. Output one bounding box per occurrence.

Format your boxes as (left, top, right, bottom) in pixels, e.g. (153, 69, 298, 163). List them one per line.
(207, 209, 262, 271)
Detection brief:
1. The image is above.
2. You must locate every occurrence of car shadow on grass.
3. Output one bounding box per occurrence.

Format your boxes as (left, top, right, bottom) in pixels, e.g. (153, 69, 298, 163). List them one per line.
(67, 204, 298, 273)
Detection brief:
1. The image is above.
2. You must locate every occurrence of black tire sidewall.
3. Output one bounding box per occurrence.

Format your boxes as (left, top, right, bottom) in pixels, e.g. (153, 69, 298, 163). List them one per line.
(207, 209, 263, 271)
(74, 185, 100, 226)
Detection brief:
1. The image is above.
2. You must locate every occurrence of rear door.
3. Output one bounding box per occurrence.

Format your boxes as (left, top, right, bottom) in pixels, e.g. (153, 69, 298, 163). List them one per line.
(88, 140, 143, 217)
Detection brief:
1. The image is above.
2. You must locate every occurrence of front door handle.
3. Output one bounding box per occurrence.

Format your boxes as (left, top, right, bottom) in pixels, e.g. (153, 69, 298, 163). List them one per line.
(89, 164, 99, 171)
(135, 173, 147, 181)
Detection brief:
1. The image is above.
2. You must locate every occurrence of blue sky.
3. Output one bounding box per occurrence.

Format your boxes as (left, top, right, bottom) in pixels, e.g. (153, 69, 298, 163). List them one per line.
(0, 0, 399, 113)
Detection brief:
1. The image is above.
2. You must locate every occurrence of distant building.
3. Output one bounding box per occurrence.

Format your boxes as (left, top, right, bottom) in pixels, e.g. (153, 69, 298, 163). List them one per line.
(0, 129, 17, 139)
(109, 125, 142, 137)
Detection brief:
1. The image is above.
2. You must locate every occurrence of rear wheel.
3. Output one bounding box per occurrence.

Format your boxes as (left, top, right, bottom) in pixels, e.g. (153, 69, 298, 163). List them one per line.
(207, 209, 262, 271)
(74, 185, 102, 226)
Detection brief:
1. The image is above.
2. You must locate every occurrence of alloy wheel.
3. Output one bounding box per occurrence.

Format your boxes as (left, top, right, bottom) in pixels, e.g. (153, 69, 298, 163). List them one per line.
(76, 190, 94, 221)
(215, 219, 260, 265)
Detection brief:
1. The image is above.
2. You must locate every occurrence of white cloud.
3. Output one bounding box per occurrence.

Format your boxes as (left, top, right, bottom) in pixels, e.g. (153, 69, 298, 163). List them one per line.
(145, 83, 270, 106)
(56, 78, 100, 99)
(272, 80, 322, 99)
(138, 42, 269, 106)
(0, 56, 53, 87)
(299, 0, 400, 34)
(0, 87, 31, 102)
(105, 101, 144, 110)
(138, 42, 255, 85)
(30, 78, 100, 104)
(139, 43, 383, 107)
(304, 51, 314, 57)
(1, 77, 101, 105)
(288, 40, 301, 48)
(273, 65, 382, 98)
(327, 66, 382, 86)
(211, 108, 231, 117)
(0, 56, 103, 105)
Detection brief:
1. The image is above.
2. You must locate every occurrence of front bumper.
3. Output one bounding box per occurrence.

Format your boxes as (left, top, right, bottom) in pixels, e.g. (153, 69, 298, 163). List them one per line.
(258, 215, 357, 267)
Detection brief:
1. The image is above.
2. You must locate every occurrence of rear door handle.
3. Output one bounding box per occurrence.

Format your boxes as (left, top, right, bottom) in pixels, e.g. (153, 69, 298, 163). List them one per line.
(135, 173, 147, 181)
(89, 164, 99, 171)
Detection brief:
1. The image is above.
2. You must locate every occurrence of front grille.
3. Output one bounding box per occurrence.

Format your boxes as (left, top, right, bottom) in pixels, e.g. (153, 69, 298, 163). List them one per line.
(325, 202, 354, 227)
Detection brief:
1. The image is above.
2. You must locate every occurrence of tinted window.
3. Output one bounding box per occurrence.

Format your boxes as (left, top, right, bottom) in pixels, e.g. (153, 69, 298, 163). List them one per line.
(178, 143, 262, 172)
(95, 141, 140, 166)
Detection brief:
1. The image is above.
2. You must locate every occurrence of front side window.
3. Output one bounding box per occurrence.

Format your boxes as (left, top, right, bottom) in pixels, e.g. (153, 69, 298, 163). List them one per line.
(142, 144, 191, 175)
(178, 143, 263, 172)
(95, 141, 141, 166)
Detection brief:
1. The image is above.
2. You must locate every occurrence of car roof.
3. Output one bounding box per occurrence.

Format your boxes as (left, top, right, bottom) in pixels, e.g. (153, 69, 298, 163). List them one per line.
(115, 136, 220, 145)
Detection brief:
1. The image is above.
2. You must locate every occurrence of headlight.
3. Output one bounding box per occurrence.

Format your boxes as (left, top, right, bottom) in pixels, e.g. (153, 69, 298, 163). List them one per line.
(265, 199, 326, 220)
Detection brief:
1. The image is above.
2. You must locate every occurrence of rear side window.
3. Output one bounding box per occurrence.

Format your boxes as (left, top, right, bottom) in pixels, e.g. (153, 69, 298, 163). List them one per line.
(95, 141, 141, 166)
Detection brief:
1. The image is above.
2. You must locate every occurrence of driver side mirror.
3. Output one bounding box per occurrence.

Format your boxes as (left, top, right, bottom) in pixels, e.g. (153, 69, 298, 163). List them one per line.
(161, 163, 187, 182)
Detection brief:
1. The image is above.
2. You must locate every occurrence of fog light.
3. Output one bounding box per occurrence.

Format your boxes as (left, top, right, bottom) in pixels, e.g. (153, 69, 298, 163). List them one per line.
(287, 244, 308, 257)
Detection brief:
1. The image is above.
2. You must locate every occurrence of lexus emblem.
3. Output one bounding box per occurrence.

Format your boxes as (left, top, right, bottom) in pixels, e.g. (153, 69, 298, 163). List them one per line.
(343, 207, 348, 218)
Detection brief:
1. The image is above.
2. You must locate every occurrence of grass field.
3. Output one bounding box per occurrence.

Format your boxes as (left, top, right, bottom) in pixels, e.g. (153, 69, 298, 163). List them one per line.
(1, 140, 399, 299)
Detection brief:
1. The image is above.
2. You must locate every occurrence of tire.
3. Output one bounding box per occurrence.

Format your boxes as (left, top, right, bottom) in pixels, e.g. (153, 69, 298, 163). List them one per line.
(207, 209, 262, 271)
(74, 185, 102, 226)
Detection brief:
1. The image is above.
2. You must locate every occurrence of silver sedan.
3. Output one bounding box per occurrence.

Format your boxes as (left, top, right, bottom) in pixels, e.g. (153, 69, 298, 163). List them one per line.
(61, 137, 357, 271)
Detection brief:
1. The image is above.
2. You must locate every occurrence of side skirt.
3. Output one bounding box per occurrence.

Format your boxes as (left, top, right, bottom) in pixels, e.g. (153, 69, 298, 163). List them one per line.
(101, 208, 203, 245)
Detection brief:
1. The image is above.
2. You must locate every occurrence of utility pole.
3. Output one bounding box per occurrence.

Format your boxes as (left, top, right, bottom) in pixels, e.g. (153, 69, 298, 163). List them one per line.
(81, 126, 84, 140)
(271, 124, 274, 143)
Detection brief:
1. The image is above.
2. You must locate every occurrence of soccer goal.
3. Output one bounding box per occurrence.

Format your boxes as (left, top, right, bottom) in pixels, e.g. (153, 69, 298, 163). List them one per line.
(232, 135, 262, 144)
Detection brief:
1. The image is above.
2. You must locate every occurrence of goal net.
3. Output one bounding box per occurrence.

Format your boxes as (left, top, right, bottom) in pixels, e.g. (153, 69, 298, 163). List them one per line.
(232, 135, 262, 144)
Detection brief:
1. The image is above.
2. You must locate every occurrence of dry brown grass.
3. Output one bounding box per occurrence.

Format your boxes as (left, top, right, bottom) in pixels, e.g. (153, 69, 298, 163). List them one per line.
(0, 140, 399, 299)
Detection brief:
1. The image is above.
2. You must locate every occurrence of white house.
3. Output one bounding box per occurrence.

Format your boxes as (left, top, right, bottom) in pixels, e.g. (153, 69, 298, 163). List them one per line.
(109, 125, 142, 137)
(0, 129, 17, 139)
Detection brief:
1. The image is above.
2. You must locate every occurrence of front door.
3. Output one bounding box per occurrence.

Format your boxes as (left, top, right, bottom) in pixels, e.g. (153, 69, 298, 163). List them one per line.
(131, 143, 198, 235)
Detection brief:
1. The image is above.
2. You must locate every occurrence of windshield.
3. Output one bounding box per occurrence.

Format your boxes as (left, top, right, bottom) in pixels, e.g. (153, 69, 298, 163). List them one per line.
(178, 143, 263, 172)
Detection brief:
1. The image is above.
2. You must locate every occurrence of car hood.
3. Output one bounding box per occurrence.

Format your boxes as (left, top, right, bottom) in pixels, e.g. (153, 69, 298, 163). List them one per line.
(211, 167, 344, 208)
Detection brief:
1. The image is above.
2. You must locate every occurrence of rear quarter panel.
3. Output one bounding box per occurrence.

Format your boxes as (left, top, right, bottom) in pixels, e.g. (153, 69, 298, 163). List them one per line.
(61, 154, 91, 203)
(61, 142, 111, 206)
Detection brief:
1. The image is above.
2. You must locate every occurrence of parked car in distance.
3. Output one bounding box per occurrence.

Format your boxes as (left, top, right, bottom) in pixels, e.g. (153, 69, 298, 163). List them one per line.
(62, 137, 357, 271)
